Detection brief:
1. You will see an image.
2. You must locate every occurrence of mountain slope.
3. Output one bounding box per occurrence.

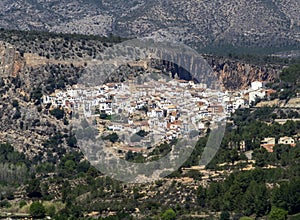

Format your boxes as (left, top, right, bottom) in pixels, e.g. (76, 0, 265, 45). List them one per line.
(0, 0, 299, 49)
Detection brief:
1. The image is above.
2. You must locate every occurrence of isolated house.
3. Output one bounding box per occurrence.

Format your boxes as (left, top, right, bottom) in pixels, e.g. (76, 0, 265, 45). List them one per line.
(278, 136, 296, 147)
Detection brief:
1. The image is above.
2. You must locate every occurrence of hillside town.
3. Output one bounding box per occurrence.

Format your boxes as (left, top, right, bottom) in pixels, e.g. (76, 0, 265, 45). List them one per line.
(42, 72, 278, 154)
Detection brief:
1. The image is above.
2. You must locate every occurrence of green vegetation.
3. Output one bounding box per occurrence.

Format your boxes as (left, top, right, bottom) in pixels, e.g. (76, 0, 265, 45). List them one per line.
(161, 208, 176, 220)
(99, 113, 110, 120)
(29, 201, 46, 218)
(266, 61, 300, 100)
(220, 211, 230, 220)
(1, 28, 300, 219)
(0, 143, 29, 185)
(289, 213, 300, 220)
(136, 130, 149, 137)
(50, 108, 65, 120)
(125, 151, 145, 163)
(203, 106, 300, 169)
(239, 217, 254, 220)
(280, 62, 300, 84)
(30, 87, 43, 102)
(103, 133, 119, 143)
(19, 200, 27, 208)
(200, 43, 300, 64)
(269, 207, 288, 220)
(0, 28, 127, 46)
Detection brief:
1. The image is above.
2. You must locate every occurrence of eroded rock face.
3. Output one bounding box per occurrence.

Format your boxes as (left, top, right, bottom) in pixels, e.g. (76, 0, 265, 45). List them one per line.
(151, 57, 280, 91)
(213, 60, 278, 90)
(0, 42, 76, 161)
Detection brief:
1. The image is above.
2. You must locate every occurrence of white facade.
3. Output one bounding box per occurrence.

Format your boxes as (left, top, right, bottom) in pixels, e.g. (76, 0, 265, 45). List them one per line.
(249, 90, 266, 104)
(278, 137, 295, 145)
(234, 98, 245, 109)
(251, 81, 263, 90)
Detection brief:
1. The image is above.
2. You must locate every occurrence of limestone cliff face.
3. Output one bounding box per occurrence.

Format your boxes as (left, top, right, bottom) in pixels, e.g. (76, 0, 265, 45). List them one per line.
(207, 57, 280, 90)
(0, 42, 82, 161)
(0, 41, 24, 77)
(151, 57, 280, 91)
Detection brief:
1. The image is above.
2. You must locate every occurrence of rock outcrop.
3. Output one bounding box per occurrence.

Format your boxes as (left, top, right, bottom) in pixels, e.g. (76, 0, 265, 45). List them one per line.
(0, 41, 24, 77)
(151, 57, 280, 90)
(210, 58, 279, 90)
(0, 41, 84, 161)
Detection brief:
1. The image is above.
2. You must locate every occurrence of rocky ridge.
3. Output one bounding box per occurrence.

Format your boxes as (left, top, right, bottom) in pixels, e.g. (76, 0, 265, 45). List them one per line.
(0, 0, 299, 50)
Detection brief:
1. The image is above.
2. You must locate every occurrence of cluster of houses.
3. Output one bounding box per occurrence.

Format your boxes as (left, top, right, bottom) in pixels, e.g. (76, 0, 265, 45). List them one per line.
(223, 80, 276, 113)
(42, 73, 278, 150)
(105, 78, 226, 144)
(260, 136, 297, 152)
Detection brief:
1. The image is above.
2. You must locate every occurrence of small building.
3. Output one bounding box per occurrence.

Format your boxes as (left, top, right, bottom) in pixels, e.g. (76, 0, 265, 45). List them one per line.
(234, 98, 246, 109)
(251, 81, 263, 90)
(99, 100, 112, 115)
(107, 124, 124, 131)
(261, 137, 276, 152)
(278, 136, 296, 147)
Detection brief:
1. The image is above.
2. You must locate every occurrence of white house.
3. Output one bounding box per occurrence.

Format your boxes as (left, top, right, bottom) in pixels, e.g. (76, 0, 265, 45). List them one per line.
(278, 137, 296, 146)
(43, 95, 55, 105)
(234, 98, 246, 109)
(83, 103, 92, 117)
(108, 124, 124, 131)
(99, 100, 112, 115)
(251, 81, 263, 90)
(67, 88, 78, 97)
(197, 122, 206, 130)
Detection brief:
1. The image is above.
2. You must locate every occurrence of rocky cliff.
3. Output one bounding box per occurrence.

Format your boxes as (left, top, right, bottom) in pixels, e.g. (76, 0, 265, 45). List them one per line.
(209, 57, 279, 90)
(0, 41, 85, 162)
(151, 57, 280, 91)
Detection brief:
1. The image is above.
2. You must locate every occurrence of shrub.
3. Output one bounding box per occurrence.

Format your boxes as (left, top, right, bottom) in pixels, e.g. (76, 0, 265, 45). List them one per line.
(29, 201, 46, 218)
(161, 208, 176, 220)
(50, 108, 65, 120)
(268, 207, 288, 220)
(19, 200, 27, 208)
